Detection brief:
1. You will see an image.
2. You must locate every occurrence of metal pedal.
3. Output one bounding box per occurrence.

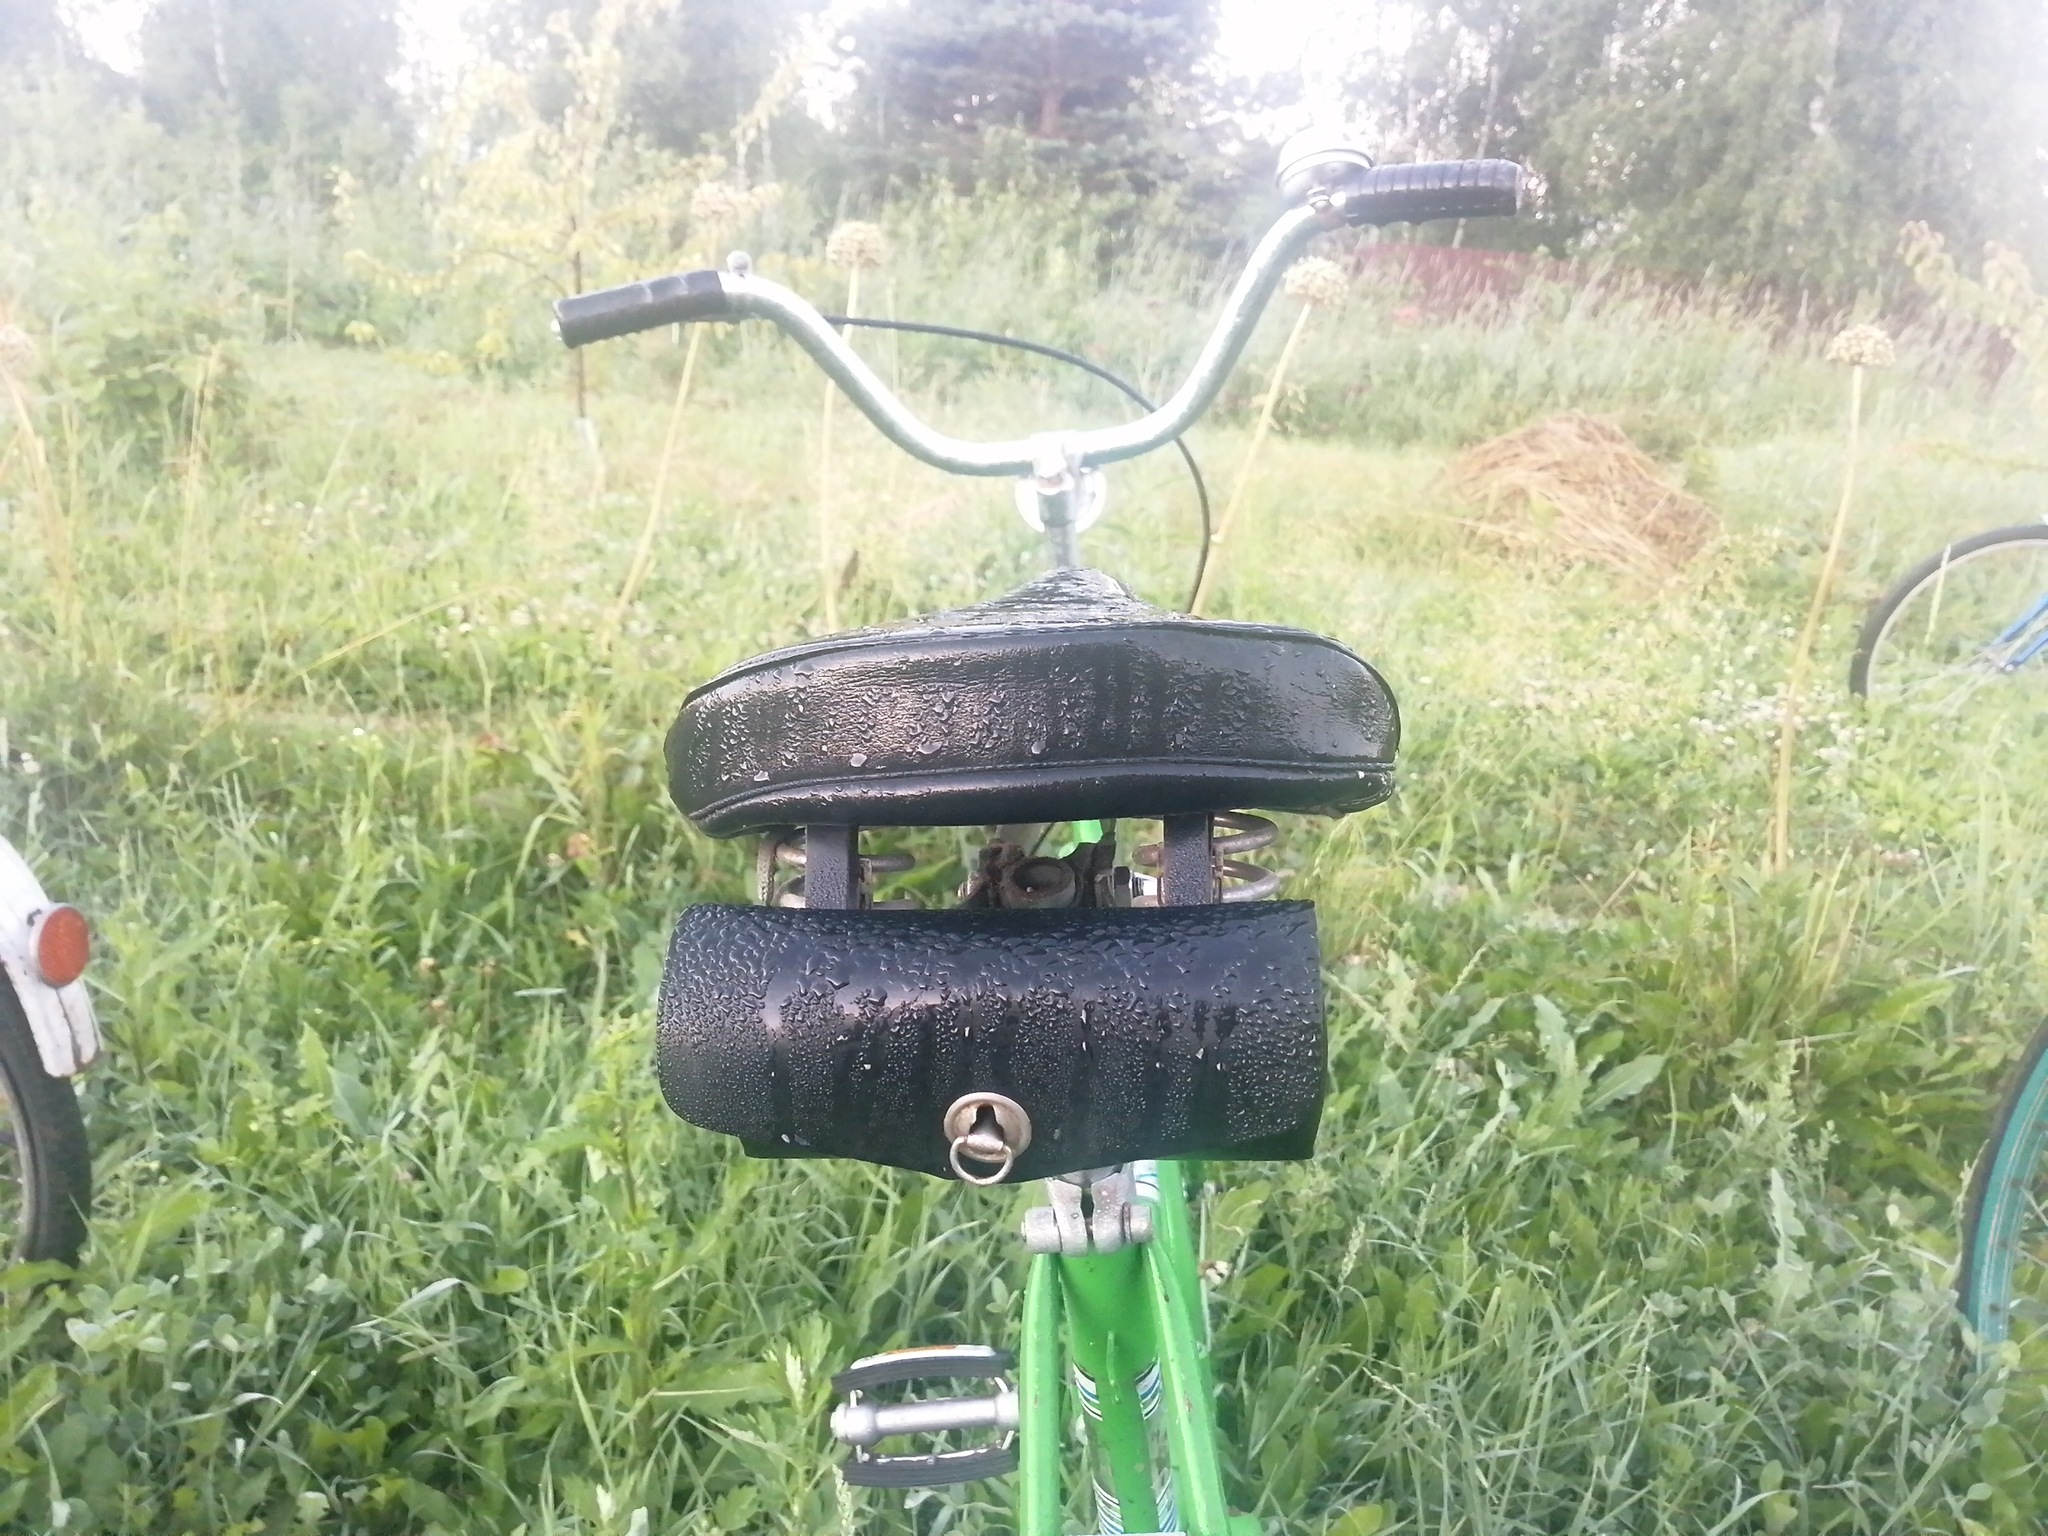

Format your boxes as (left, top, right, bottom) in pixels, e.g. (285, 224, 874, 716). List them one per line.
(829, 1345, 1020, 1488)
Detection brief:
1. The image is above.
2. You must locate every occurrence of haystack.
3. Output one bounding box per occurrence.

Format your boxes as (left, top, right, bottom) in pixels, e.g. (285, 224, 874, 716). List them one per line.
(1448, 412, 1717, 580)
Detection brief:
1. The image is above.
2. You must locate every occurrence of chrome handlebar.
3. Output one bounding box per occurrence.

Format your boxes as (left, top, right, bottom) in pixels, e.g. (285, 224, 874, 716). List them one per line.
(554, 149, 1523, 480)
(708, 204, 1322, 478)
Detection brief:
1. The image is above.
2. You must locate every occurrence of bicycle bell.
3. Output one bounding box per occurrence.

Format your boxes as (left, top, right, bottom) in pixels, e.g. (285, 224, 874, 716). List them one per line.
(1275, 127, 1375, 202)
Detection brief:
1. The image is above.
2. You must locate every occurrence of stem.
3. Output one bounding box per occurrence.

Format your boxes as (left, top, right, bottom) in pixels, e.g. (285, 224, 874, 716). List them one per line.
(601, 325, 703, 649)
(1190, 302, 1314, 616)
(1, 369, 76, 639)
(571, 246, 588, 421)
(1769, 364, 1864, 873)
(816, 267, 861, 631)
(172, 345, 220, 657)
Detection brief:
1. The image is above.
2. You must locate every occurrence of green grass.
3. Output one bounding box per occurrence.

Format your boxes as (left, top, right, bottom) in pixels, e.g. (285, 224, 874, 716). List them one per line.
(3, 293, 2048, 1536)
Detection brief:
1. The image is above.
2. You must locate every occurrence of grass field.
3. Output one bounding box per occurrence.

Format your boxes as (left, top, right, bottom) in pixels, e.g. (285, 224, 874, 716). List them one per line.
(4, 252, 2048, 1535)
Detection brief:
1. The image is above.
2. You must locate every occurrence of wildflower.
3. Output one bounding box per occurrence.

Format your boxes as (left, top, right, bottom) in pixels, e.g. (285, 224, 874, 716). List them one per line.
(689, 180, 749, 230)
(826, 221, 888, 271)
(1825, 323, 1895, 369)
(0, 322, 38, 379)
(1282, 256, 1349, 308)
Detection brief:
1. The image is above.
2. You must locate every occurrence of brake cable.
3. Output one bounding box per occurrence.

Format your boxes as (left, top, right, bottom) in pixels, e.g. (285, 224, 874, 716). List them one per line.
(820, 314, 1213, 612)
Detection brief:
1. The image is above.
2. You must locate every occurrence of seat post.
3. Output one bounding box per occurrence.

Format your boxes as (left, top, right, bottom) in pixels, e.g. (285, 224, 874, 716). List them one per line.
(804, 825, 862, 909)
(1159, 814, 1216, 906)
(1023, 434, 1093, 569)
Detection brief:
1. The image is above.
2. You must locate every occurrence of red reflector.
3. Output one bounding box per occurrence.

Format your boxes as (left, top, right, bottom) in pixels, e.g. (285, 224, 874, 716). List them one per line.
(32, 904, 90, 987)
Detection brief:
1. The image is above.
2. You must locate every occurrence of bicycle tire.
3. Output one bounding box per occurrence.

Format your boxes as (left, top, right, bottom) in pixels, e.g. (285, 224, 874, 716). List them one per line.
(1849, 523, 2048, 702)
(1959, 1018, 2048, 1356)
(0, 976, 91, 1267)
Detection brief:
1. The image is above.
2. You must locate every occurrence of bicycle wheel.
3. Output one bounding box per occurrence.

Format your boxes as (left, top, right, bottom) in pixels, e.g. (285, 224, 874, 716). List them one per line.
(1850, 523, 2048, 709)
(0, 976, 91, 1267)
(1960, 1020, 2048, 1362)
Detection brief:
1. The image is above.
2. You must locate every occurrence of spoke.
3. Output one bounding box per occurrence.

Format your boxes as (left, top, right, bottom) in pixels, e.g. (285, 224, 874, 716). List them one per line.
(1870, 536, 2048, 712)
(2004, 1184, 2048, 1348)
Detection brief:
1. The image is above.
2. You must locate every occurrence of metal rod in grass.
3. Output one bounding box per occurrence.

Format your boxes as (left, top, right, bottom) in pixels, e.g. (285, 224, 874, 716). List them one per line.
(1768, 323, 1893, 874)
(1190, 257, 1346, 616)
(818, 221, 887, 631)
(0, 321, 77, 639)
(602, 181, 751, 649)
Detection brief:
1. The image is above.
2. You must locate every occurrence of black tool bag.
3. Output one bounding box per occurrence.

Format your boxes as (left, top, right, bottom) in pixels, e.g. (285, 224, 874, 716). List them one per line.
(657, 901, 1327, 1181)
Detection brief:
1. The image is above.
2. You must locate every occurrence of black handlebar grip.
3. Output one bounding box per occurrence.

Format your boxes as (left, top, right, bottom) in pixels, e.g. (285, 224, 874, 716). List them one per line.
(553, 269, 733, 348)
(1338, 159, 1524, 227)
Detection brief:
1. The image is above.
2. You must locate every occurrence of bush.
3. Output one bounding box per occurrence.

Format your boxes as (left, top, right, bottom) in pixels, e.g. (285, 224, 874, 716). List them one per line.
(46, 280, 249, 460)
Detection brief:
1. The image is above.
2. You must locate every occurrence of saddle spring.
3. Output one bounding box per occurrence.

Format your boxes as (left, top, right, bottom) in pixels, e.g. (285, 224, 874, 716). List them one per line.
(758, 829, 921, 909)
(1132, 812, 1282, 903)
(758, 815, 1280, 910)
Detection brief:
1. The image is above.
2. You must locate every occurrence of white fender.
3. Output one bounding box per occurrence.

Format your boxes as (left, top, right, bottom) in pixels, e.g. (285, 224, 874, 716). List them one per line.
(0, 836, 101, 1078)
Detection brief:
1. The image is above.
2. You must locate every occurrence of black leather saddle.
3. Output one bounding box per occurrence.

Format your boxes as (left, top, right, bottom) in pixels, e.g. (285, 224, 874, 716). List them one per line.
(667, 568, 1399, 835)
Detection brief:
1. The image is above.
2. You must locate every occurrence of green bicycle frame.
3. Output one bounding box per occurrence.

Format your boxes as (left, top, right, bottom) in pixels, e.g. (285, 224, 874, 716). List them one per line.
(1014, 1161, 1258, 1536)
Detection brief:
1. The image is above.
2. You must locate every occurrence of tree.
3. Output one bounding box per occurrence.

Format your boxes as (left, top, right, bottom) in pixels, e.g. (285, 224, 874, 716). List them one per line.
(1380, 0, 2048, 298)
(136, 0, 408, 183)
(477, 0, 830, 170)
(356, 0, 711, 415)
(833, 0, 1227, 204)
(1385, 0, 1618, 250)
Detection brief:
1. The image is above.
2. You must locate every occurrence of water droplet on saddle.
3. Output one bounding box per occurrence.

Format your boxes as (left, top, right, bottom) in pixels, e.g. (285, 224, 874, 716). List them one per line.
(752, 770, 770, 782)
(849, 752, 868, 767)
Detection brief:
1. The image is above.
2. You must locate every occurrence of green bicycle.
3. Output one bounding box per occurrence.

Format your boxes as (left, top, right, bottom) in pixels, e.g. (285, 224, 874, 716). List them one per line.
(556, 134, 1522, 1534)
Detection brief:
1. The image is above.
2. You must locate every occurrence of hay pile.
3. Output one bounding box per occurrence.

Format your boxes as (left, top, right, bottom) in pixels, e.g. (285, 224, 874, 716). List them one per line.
(1448, 412, 1717, 580)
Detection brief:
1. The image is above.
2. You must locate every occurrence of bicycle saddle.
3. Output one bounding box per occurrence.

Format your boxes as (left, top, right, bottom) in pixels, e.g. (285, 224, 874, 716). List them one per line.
(668, 567, 1399, 836)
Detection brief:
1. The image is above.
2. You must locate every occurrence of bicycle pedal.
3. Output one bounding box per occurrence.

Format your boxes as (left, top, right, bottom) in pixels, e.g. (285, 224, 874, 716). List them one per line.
(829, 1345, 1019, 1488)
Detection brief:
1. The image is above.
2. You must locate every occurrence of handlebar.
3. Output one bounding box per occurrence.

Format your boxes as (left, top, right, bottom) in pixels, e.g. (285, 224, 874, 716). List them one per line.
(554, 154, 1523, 479)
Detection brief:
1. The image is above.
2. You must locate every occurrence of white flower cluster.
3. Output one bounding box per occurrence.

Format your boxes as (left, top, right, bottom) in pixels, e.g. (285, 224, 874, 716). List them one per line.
(1824, 323, 1895, 369)
(688, 181, 748, 228)
(0, 322, 38, 379)
(1282, 257, 1349, 308)
(1684, 656, 1866, 771)
(826, 221, 888, 271)
(688, 180, 781, 236)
